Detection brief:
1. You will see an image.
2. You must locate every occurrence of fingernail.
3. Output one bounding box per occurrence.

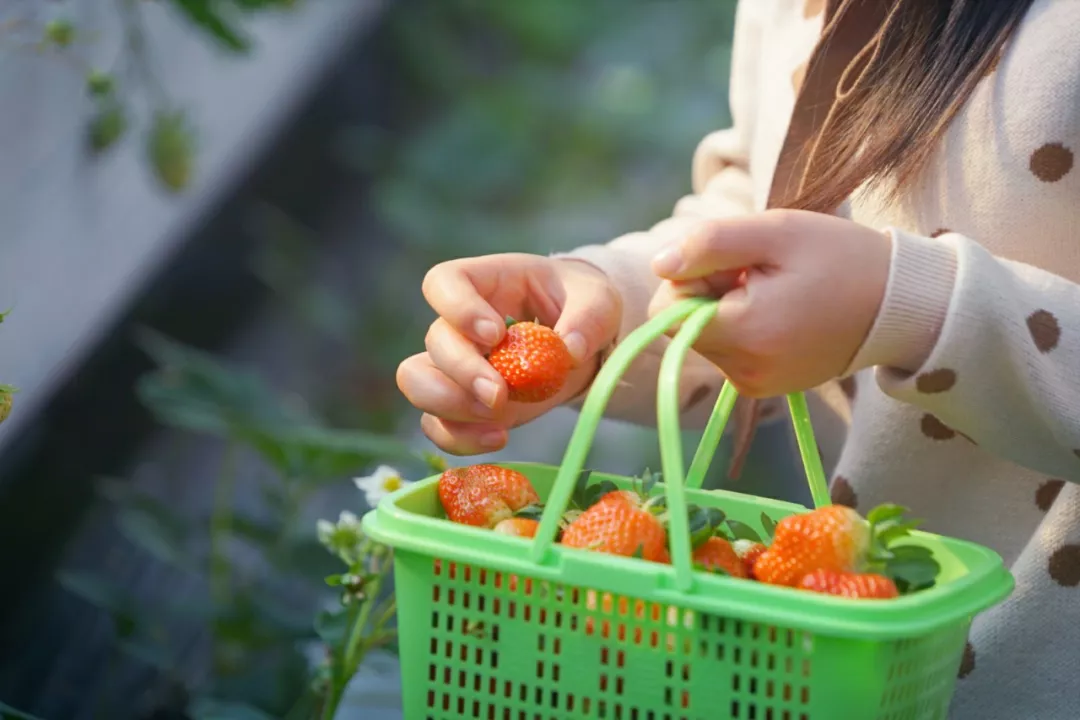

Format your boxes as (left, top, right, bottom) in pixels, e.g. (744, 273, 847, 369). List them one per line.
(653, 246, 684, 276)
(562, 331, 588, 364)
(473, 377, 499, 409)
(480, 429, 505, 449)
(474, 319, 501, 345)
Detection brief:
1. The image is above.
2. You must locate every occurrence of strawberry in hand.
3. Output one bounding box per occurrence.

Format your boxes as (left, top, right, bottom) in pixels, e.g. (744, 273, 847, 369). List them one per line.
(487, 318, 573, 403)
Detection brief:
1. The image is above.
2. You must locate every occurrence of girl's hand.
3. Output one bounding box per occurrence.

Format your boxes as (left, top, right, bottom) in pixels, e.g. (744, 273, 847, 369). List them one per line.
(397, 253, 621, 455)
(649, 210, 892, 397)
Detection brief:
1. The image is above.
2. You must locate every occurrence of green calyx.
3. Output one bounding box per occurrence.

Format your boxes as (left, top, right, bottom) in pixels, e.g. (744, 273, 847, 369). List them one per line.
(864, 503, 941, 594)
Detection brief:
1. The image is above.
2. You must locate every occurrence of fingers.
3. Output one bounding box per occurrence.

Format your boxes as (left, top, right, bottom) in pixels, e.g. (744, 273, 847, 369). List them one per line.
(397, 352, 498, 422)
(424, 318, 507, 411)
(550, 259, 622, 364)
(422, 254, 554, 347)
(651, 213, 793, 281)
(421, 414, 508, 455)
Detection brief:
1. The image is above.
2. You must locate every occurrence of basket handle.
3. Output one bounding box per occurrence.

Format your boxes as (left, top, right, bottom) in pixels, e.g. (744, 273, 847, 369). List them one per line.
(657, 302, 831, 591)
(530, 298, 712, 564)
(530, 297, 831, 584)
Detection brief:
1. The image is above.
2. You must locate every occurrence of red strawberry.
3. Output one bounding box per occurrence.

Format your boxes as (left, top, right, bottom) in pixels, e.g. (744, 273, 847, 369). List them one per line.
(733, 539, 768, 578)
(487, 319, 572, 403)
(493, 517, 539, 538)
(561, 490, 669, 563)
(438, 465, 540, 528)
(753, 505, 870, 587)
(692, 537, 748, 578)
(798, 569, 899, 600)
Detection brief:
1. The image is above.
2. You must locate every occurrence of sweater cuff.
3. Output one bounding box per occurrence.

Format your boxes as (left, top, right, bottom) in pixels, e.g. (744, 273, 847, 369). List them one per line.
(846, 228, 958, 375)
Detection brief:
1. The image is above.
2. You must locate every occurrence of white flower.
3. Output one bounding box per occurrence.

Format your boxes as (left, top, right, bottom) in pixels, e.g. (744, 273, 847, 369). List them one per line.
(316, 510, 365, 559)
(354, 465, 411, 507)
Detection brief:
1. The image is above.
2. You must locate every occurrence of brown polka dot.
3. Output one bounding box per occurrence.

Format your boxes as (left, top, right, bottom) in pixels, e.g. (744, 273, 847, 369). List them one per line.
(915, 368, 957, 394)
(1026, 310, 1061, 353)
(921, 414, 956, 441)
(1029, 142, 1074, 183)
(958, 642, 976, 679)
(681, 384, 712, 414)
(1036, 479, 1065, 512)
(803, 0, 825, 18)
(830, 476, 858, 509)
(839, 375, 857, 401)
(792, 62, 807, 93)
(1048, 544, 1080, 587)
(930, 228, 951, 238)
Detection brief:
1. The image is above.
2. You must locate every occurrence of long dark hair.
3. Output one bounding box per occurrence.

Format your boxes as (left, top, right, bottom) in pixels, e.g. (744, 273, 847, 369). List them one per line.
(788, 0, 1036, 213)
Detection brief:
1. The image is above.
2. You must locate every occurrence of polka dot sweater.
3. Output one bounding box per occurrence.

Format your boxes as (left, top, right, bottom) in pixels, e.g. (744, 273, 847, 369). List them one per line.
(558, 1, 1080, 717)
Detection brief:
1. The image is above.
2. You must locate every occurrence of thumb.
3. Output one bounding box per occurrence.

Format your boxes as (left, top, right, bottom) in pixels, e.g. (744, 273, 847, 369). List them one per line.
(652, 215, 782, 281)
(552, 262, 622, 365)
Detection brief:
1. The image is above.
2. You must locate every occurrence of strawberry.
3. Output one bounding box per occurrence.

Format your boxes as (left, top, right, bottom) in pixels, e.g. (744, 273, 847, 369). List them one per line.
(487, 318, 572, 403)
(798, 569, 899, 600)
(438, 465, 540, 528)
(692, 536, 748, 578)
(561, 490, 669, 563)
(733, 539, 768, 578)
(493, 517, 539, 538)
(753, 505, 870, 587)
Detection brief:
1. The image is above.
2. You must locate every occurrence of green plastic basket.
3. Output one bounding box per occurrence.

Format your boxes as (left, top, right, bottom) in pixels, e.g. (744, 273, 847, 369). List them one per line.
(362, 297, 1013, 720)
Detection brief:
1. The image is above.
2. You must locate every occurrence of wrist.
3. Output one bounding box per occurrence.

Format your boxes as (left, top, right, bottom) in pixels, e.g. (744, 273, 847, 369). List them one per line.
(846, 228, 958, 375)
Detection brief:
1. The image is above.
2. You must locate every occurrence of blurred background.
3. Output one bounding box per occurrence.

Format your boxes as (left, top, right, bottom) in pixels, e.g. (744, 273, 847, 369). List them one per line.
(0, 1, 805, 718)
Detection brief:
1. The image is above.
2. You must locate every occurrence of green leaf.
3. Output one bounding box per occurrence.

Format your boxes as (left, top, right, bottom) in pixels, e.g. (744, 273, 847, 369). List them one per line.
(725, 519, 763, 544)
(867, 503, 908, 526)
(116, 505, 194, 571)
(136, 331, 421, 477)
(687, 505, 726, 548)
(631, 544, 644, 559)
(0, 701, 46, 720)
(692, 562, 729, 577)
(760, 512, 778, 541)
(168, 0, 250, 52)
(571, 470, 618, 510)
(87, 102, 127, 154)
(883, 545, 941, 594)
(513, 503, 545, 521)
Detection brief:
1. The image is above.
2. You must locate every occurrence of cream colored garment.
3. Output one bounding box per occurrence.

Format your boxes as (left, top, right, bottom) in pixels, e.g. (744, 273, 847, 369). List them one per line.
(559, 1, 1080, 717)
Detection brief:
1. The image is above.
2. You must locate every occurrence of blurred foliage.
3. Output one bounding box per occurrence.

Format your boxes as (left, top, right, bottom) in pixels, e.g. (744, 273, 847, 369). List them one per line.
(260, 0, 738, 432)
(3, 0, 302, 193)
(45, 1, 738, 718)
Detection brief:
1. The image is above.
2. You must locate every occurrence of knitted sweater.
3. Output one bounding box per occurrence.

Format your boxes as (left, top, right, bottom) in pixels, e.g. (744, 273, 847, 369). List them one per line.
(560, 1, 1080, 717)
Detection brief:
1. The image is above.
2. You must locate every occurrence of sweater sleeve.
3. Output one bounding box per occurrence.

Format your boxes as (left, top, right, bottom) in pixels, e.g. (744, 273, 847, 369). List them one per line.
(553, 0, 772, 428)
(850, 228, 1080, 480)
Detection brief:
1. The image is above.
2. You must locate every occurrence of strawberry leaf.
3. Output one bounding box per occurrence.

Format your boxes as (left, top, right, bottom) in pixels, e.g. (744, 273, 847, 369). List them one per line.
(571, 470, 617, 510)
(638, 468, 661, 495)
(867, 503, 908, 526)
(504, 316, 518, 327)
(687, 506, 726, 548)
(882, 545, 941, 594)
(760, 513, 778, 541)
(725, 520, 762, 544)
(631, 544, 645, 559)
(514, 504, 545, 521)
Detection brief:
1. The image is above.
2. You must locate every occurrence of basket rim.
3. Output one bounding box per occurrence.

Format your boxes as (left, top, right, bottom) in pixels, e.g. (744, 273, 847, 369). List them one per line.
(362, 461, 1014, 640)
